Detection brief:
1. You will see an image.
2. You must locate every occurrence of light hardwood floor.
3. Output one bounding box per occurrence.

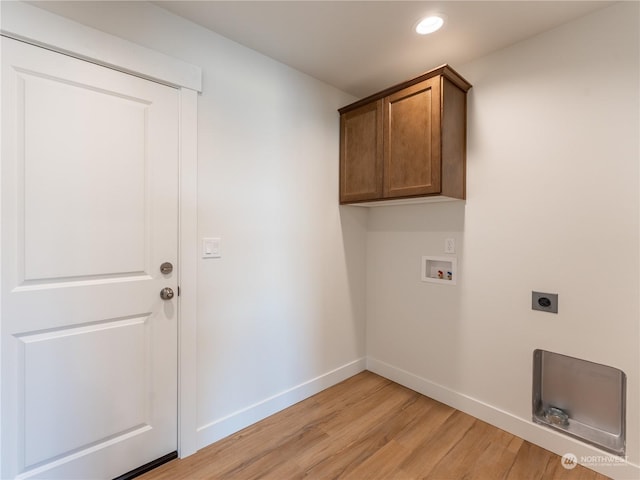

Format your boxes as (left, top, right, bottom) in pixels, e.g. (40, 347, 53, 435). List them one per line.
(140, 371, 610, 480)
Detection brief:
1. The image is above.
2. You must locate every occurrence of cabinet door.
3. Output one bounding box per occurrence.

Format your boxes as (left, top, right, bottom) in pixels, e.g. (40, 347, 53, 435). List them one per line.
(383, 77, 441, 198)
(340, 100, 383, 203)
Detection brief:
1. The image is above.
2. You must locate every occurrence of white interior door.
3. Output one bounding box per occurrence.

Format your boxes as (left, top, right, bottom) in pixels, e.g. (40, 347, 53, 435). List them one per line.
(1, 37, 179, 479)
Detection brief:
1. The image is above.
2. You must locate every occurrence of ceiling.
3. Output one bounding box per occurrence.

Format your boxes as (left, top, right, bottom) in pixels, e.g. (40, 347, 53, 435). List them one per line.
(155, 1, 612, 98)
(31, 1, 613, 99)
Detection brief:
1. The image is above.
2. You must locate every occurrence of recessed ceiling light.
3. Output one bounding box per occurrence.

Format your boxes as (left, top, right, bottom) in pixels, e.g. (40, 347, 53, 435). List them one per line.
(415, 15, 444, 35)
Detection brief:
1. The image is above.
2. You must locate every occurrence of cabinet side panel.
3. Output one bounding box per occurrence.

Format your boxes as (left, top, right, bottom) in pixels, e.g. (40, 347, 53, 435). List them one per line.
(340, 101, 383, 203)
(441, 78, 466, 199)
(383, 77, 441, 198)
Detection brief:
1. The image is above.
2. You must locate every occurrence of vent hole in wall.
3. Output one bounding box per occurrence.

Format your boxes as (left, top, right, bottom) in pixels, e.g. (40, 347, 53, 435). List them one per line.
(532, 349, 626, 456)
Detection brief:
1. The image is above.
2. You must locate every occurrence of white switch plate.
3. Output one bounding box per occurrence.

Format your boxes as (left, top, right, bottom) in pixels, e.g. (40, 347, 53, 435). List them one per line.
(202, 237, 221, 258)
(445, 238, 456, 254)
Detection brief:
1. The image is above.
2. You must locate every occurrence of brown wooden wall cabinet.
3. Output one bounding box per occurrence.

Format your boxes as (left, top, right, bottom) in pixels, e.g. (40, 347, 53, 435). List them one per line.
(339, 65, 472, 205)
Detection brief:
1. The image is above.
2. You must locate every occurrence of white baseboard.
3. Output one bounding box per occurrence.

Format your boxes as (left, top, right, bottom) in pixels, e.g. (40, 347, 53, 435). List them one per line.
(366, 356, 639, 480)
(196, 357, 366, 450)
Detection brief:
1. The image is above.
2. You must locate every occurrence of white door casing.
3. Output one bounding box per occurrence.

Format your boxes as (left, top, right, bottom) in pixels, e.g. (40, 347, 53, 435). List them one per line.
(1, 37, 179, 479)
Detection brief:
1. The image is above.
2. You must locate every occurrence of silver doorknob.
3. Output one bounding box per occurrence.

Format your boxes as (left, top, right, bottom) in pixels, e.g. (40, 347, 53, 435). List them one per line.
(160, 287, 174, 300)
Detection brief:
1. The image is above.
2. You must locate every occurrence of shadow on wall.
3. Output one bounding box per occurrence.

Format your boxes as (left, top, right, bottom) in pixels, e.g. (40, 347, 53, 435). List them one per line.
(337, 205, 369, 359)
(366, 200, 466, 233)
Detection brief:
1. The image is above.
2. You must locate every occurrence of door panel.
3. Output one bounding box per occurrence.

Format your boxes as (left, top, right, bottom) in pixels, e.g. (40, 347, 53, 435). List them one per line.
(2, 37, 179, 479)
(383, 77, 441, 198)
(21, 69, 148, 281)
(21, 316, 150, 467)
(339, 100, 383, 202)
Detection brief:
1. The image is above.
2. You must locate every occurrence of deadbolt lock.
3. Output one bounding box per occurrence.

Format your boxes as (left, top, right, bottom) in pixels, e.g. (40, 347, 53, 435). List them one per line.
(160, 262, 173, 275)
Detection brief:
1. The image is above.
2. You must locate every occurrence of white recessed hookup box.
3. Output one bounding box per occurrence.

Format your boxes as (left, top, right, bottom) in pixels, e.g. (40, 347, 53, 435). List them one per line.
(421, 256, 457, 285)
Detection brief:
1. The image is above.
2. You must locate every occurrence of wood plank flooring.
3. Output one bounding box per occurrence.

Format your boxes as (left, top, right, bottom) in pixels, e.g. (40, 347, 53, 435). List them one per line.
(140, 371, 610, 480)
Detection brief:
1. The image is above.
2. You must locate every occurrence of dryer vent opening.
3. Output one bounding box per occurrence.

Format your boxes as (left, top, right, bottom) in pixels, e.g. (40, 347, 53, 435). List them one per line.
(532, 349, 626, 456)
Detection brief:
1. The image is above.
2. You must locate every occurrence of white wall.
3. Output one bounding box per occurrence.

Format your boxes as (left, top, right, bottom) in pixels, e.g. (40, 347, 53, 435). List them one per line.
(27, 0, 367, 447)
(192, 28, 368, 444)
(366, 3, 639, 478)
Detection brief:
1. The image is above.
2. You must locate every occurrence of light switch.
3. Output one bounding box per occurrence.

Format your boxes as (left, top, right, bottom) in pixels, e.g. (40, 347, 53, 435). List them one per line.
(202, 237, 221, 258)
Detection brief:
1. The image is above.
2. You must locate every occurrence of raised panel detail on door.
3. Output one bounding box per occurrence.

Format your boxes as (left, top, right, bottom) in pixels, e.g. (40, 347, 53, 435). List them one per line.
(19, 70, 149, 282)
(19, 316, 151, 468)
(384, 77, 441, 198)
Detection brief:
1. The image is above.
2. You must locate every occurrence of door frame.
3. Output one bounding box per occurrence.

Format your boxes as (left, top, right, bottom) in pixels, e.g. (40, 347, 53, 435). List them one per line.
(0, 0, 201, 463)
